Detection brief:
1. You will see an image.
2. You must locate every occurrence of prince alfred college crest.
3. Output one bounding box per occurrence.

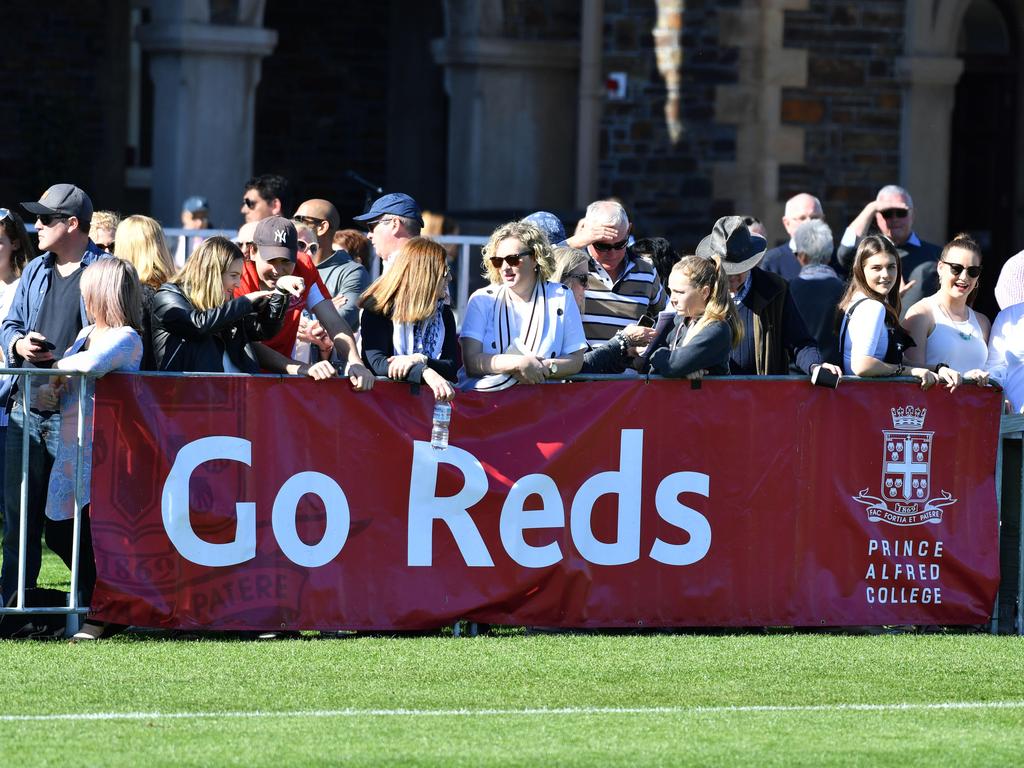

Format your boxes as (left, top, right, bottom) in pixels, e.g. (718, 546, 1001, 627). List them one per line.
(852, 406, 957, 526)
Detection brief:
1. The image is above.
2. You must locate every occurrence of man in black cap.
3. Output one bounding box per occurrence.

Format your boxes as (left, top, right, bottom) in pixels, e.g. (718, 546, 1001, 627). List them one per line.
(0, 183, 109, 605)
(352, 193, 423, 271)
(697, 215, 841, 379)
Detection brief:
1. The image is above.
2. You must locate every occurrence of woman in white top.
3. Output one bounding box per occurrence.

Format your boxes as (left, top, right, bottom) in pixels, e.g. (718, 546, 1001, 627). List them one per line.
(459, 220, 587, 391)
(838, 235, 955, 389)
(904, 234, 990, 389)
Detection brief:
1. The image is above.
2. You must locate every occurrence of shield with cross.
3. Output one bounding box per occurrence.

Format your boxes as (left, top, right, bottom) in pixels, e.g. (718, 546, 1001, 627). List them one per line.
(881, 428, 933, 509)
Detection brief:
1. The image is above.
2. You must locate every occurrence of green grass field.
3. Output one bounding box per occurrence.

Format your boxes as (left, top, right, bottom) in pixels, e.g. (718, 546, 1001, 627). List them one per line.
(2, 554, 1024, 766)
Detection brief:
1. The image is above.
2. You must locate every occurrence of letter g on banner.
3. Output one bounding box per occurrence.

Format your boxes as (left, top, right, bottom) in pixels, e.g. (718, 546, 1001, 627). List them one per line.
(162, 436, 256, 567)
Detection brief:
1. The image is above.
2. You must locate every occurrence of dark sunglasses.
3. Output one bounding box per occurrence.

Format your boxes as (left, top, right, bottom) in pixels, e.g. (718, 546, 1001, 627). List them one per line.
(242, 197, 260, 210)
(941, 260, 982, 278)
(566, 273, 588, 288)
(293, 214, 325, 227)
(593, 238, 629, 252)
(36, 214, 70, 227)
(879, 208, 909, 220)
(489, 250, 531, 268)
(97, 242, 115, 253)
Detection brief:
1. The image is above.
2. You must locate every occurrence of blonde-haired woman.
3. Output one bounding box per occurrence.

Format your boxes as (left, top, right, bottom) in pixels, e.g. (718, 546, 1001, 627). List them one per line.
(35, 258, 144, 638)
(150, 236, 285, 372)
(359, 237, 458, 401)
(639, 255, 742, 376)
(459, 221, 587, 390)
(114, 215, 176, 369)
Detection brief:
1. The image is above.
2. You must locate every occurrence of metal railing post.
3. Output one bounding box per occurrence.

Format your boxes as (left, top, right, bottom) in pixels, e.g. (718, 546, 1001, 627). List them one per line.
(15, 374, 31, 611)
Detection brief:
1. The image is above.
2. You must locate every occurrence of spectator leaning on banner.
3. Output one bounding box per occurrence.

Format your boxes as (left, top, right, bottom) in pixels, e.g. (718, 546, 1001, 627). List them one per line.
(236, 216, 374, 390)
(0, 183, 108, 606)
(697, 215, 841, 381)
(294, 198, 370, 332)
(359, 237, 458, 402)
(353, 193, 423, 273)
(150, 237, 287, 374)
(567, 200, 665, 348)
(458, 220, 586, 391)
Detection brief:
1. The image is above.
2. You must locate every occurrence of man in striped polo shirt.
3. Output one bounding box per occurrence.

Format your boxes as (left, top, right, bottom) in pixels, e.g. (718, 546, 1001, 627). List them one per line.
(574, 200, 665, 347)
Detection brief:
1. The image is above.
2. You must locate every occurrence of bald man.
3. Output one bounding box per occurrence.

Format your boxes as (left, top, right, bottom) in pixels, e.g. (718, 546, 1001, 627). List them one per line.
(762, 193, 826, 281)
(294, 198, 370, 331)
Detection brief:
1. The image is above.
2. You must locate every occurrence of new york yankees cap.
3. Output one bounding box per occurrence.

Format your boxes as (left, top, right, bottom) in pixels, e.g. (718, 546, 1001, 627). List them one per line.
(253, 215, 298, 262)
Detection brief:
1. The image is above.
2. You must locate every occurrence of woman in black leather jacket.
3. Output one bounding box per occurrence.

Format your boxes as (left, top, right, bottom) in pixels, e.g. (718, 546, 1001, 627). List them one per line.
(150, 237, 286, 372)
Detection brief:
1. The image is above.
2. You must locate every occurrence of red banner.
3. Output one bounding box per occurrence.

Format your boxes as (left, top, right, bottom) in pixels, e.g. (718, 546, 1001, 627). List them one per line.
(89, 375, 1001, 630)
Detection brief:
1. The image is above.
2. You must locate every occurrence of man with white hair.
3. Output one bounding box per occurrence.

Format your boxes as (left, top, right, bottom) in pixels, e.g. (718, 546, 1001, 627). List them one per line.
(837, 185, 941, 311)
(570, 200, 664, 347)
(762, 193, 826, 281)
(788, 219, 844, 364)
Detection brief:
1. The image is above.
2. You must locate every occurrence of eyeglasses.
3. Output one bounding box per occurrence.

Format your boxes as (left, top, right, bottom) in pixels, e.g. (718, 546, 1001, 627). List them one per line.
(566, 273, 589, 288)
(36, 214, 69, 227)
(297, 239, 319, 256)
(593, 238, 629, 252)
(293, 215, 326, 228)
(941, 260, 982, 278)
(242, 197, 260, 210)
(489, 251, 532, 268)
(879, 208, 910, 220)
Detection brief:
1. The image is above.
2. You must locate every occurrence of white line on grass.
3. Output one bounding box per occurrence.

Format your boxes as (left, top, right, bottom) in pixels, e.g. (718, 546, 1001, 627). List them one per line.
(3, 700, 1024, 723)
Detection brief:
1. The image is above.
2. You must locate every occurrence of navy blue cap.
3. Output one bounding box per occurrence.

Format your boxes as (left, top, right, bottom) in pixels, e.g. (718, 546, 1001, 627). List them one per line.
(182, 195, 209, 214)
(353, 193, 422, 225)
(523, 211, 567, 246)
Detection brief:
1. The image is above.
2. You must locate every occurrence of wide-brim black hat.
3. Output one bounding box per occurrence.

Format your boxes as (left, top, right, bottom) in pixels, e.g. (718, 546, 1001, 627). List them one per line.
(696, 216, 767, 274)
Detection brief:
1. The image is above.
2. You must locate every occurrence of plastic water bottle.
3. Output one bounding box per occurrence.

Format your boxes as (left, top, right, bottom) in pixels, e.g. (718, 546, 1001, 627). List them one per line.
(431, 402, 452, 451)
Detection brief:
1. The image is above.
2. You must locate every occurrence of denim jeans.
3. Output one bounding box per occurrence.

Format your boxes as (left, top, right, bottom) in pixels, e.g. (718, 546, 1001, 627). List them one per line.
(0, 407, 61, 606)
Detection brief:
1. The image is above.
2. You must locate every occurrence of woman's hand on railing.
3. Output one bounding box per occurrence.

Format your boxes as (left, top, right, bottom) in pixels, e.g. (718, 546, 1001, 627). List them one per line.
(964, 368, 991, 386)
(510, 354, 547, 385)
(423, 368, 456, 403)
(909, 367, 939, 389)
(934, 365, 962, 392)
(301, 360, 337, 381)
(387, 354, 427, 380)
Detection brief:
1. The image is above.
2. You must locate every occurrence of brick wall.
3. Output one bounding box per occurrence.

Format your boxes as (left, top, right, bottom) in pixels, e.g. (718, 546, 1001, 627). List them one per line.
(780, 0, 906, 236)
(598, 0, 740, 252)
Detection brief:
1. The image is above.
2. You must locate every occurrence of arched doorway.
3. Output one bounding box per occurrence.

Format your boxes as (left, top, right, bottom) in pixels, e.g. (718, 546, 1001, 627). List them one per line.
(947, 0, 1019, 317)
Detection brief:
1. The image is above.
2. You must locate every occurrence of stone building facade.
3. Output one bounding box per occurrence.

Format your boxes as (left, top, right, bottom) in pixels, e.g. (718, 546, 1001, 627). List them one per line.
(3, 0, 1021, 313)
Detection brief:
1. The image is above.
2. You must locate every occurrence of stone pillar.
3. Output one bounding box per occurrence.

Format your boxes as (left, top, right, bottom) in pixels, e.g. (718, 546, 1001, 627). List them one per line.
(711, 0, 809, 242)
(137, 4, 276, 228)
(896, 55, 963, 244)
(432, 36, 579, 214)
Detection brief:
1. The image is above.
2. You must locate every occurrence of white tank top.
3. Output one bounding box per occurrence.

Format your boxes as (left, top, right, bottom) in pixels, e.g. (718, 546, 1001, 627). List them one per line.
(925, 301, 987, 372)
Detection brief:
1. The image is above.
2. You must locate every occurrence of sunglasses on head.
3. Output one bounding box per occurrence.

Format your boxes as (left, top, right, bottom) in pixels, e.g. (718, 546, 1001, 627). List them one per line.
(489, 251, 531, 268)
(36, 214, 69, 227)
(941, 260, 982, 278)
(593, 238, 629, 252)
(0, 208, 11, 223)
(880, 208, 909, 220)
(242, 197, 259, 210)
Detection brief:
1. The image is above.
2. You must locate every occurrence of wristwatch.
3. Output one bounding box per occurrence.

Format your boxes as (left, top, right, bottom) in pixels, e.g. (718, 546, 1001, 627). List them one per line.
(547, 362, 559, 378)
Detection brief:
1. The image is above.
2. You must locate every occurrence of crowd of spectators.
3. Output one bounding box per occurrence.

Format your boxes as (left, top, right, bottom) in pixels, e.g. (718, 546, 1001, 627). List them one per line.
(1, 174, 1021, 638)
